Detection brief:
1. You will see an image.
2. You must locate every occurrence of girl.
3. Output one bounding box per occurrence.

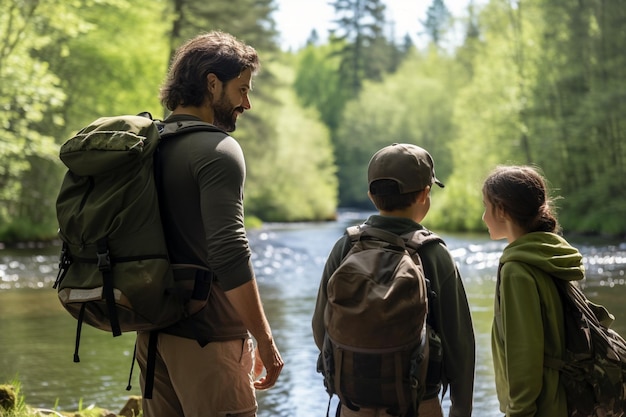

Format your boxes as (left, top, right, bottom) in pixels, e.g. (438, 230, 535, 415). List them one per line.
(482, 165, 584, 417)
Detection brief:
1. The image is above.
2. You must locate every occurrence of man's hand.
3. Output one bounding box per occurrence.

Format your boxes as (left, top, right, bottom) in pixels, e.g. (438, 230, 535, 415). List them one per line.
(253, 339, 283, 390)
(224, 280, 284, 390)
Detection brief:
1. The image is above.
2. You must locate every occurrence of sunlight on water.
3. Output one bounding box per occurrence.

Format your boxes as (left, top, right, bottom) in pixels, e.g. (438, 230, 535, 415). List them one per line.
(1, 215, 625, 416)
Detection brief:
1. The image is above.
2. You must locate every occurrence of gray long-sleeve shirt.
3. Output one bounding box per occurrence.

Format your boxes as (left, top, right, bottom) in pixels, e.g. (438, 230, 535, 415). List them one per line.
(158, 114, 253, 341)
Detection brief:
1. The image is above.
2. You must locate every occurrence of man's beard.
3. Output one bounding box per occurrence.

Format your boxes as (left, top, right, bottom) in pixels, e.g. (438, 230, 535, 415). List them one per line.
(212, 90, 241, 132)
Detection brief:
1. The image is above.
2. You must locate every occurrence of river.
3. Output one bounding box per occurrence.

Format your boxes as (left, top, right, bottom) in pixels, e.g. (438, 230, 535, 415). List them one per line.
(1, 210, 625, 416)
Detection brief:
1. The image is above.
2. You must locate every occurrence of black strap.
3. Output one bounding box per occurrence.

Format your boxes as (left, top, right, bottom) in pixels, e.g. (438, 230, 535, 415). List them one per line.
(73, 303, 86, 363)
(97, 237, 121, 336)
(191, 269, 213, 301)
(144, 331, 159, 399)
(191, 269, 213, 347)
(126, 340, 138, 391)
(53, 242, 71, 289)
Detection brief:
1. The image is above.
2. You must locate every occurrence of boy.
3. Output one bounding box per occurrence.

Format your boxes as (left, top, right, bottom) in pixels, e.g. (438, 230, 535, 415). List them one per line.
(312, 143, 475, 417)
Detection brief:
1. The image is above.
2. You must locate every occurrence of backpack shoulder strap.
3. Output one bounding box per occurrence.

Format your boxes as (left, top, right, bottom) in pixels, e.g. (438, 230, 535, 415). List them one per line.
(136, 111, 225, 137)
(345, 225, 362, 243)
(401, 228, 444, 253)
(157, 118, 226, 139)
(345, 224, 406, 248)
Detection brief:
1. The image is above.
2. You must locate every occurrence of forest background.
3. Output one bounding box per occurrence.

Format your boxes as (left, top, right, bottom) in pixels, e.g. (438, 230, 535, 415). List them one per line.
(1, 0, 625, 244)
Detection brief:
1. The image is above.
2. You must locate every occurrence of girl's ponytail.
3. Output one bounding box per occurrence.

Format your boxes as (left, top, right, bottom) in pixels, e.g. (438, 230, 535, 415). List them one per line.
(531, 204, 560, 233)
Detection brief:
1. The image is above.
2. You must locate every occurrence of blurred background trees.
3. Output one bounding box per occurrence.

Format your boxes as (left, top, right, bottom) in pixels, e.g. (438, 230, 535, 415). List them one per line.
(1, 0, 625, 242)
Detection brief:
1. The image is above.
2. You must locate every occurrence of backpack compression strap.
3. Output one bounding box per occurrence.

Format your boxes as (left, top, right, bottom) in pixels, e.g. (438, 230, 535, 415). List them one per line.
(96, 237, 122, 337)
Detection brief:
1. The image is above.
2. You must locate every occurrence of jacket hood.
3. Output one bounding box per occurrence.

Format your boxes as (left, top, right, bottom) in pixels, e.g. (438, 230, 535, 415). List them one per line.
(500, 232, 585, 282)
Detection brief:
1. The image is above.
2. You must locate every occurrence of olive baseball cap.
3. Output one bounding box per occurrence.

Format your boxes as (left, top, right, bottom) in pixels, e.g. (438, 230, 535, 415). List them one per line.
(368, 143, 445, 196)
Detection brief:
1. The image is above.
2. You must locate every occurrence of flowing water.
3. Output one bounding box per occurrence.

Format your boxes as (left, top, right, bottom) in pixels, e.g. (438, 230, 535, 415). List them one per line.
(1, 210, 625, 416)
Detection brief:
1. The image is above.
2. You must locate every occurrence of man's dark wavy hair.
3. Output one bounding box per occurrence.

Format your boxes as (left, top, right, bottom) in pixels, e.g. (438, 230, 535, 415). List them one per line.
(160, 31, 259, 111)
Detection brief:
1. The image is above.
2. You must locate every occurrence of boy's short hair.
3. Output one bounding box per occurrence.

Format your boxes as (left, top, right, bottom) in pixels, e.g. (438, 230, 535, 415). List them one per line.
(369, 182, 421, 211)
(368, 143, 444, 200)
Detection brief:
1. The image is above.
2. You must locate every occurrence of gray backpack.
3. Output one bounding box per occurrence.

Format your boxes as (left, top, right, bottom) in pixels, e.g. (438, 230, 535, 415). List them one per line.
(320, 225, 442, 417)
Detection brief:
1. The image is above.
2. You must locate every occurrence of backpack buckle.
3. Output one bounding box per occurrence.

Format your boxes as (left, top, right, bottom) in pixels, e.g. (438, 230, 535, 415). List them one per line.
(97, 250, 111, 272)
(96, 238, 112, 272)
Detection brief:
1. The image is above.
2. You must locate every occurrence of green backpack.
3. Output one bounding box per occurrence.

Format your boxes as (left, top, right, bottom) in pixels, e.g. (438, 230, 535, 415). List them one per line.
(320, 225, 442, 417)
(54, 113, 222, 367)
(545, 280, 626, 417)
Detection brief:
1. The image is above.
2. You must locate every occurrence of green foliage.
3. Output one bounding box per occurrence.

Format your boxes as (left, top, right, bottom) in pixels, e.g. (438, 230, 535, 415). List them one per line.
(237, 59, 338, 222)
(435, 0, 626, 235)
(167, 0, 278, 58)
(54, 0, 169, 126)
(0, 379, 141, 417)
(524, 0, 626, 234)
(0, 0, 81, 240)
(2, 0, 626, 240)
(435, 0, 538, 231)
(293, 43, 351, 130)
(334, 50, 459, 208)
(328, 0, 394, 95)
(0, 380, 31, 417)
(426, 176, 486, 232)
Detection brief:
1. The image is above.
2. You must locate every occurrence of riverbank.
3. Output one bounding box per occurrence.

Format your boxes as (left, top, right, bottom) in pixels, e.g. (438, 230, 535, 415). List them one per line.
(0, 383, 141, 417)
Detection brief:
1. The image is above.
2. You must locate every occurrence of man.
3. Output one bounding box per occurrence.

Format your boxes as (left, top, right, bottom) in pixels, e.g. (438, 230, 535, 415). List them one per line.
(312, 143, 475, 417)
(135, 31, 283, 417)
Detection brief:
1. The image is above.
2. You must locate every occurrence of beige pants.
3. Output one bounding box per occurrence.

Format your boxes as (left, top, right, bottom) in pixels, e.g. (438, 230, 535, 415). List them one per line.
(136, 332, 257, 417)
(340, 396, 444, 417)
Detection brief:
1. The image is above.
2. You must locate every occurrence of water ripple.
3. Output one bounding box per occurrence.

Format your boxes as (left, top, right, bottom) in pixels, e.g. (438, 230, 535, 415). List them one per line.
(1, 229, 625, 291)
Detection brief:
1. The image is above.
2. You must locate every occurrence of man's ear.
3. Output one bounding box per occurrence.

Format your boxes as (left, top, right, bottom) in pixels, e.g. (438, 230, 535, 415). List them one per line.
(207, 73, 219, 93)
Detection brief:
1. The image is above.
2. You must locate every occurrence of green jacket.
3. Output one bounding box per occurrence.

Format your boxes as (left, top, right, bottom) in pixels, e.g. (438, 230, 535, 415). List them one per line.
(312, 214, 476, 417)
(492, 232, 585, 417)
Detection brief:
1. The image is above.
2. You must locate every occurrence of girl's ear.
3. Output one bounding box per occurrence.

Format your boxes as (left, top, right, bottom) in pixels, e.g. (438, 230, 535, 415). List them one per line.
(496, 207, 514, 223)
(495, 205, 508, 222)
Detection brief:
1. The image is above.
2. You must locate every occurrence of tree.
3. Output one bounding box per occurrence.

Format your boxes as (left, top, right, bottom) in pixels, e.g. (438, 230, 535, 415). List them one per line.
(0, 0, 91, 239)
(454, 0, 482, 79)
(168, 0, 279, 59)
(238, 60, 338, 222)
(421, 0, 452, 47)
(435, 0, 534, 232)
(306, 29, 321, 46)
(328, 0, 389, 94)
(333, 50, 458, 208)
(527, 0, 626, 233)
(293, 43, 352, 131)
(47, 0, 168, 127)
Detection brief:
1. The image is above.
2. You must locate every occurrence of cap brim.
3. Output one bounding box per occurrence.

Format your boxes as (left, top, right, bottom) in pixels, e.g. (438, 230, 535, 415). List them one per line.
(434, 179, 445, 188)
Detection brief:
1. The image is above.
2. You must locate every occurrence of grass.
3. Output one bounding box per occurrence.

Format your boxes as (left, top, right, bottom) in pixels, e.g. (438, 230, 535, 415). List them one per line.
(0, 379, 142, 417)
